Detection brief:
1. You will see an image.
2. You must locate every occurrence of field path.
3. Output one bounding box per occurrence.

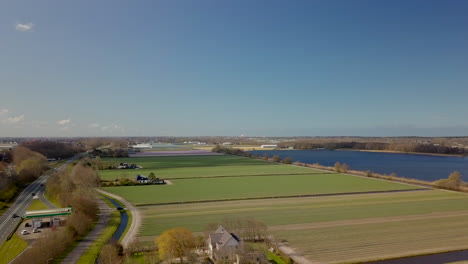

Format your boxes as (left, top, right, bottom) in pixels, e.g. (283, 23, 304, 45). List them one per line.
(269, 210, 468, 231)
(97, 189, 141, 248)
(61, 198, 111, 264)
(278, 243, 321, 264)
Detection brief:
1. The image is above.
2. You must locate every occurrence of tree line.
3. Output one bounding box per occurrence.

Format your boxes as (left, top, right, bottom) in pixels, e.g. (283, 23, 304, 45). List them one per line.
(212, 145, 293, 164)
(14, 161, 101, 264)
(280, 140, 467, 155)
(0, 146, 48, 205)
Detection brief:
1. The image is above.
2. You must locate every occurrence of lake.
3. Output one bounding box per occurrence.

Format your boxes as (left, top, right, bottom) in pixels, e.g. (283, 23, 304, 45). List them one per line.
(249, 150, 468, 182)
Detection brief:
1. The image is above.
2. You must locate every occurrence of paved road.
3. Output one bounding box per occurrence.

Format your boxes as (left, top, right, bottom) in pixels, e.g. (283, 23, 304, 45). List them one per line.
(0, 176, 48, 244)
(0, 156, 78, 245)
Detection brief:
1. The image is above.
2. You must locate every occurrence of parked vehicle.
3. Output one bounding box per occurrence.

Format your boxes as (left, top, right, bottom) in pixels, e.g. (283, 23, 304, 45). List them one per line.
(117, 206, 124, 210)
(31, 193, 36, 196)
(21, 230, 28, 235)
(33, 228, 40, 233)
(25, 223, 31, 227)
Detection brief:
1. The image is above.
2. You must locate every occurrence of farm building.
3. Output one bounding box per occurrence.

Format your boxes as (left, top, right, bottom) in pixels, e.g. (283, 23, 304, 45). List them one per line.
(117, 163, 139, 169)
(135, 175, 149, 184)
(207, 226, 242, 264)
(260, 145, 278, 148)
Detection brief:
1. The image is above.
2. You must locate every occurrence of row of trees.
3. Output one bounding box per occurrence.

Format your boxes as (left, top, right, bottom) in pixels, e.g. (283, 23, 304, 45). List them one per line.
(212, 145, 293, 164)
(280, 140, 467, 155)
(334, 162, 350, 173)
(90, 148, 129, 158)
(15, 162, 100, 263)
(0, 146, 48, 203)
(152, 218, 270, 264)
(21, 141, 81, 159)
(434, 171, 463, 190)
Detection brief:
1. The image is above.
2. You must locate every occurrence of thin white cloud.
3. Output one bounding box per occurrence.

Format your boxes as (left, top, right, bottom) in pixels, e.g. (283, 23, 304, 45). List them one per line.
(15, 23, 34, 32)
(89, 123, 100, 128)
(57, 119, 71, 125)
(6, 115, 25, 123)
(0, 109, 8, 115)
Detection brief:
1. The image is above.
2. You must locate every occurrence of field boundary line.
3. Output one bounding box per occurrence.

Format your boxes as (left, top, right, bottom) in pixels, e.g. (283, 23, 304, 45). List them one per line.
(269, 210, 468, 231)
(287, 162, 436, 190)
(134, 188, 430, 207)
(167, 172, 333, 180)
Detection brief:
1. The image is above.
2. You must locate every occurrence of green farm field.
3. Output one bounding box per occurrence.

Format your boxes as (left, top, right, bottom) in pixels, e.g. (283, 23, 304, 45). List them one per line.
(137, 190, 468, 263)
(104, 173, 419, 205)
(137, 190, 468, 236)
(99, 164, 322, 181)
(98, 155, 321, 180)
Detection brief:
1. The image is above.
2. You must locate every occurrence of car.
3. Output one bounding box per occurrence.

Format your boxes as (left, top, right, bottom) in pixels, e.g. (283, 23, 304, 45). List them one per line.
(116, 206, 124, 210)
(40, 184, 44, 187)
(21, 230, 28, 235)
(31, 193, 36, 196)
(33, 228, 40, 233)
(25, 223, 31, 227)
(12, 213, 19, 218)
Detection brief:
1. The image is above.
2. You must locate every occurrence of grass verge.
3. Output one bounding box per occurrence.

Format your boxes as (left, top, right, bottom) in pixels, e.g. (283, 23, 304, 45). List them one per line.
(44, 192, 61, 208)
(27, 199, 48, 210)
(76, 210, 121, 264)
(0, 233, 28, 264)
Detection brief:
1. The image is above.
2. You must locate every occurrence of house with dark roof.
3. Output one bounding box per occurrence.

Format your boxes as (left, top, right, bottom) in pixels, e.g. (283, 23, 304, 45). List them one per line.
(135, 174, 149, 184)
(207, 226, 242, 264)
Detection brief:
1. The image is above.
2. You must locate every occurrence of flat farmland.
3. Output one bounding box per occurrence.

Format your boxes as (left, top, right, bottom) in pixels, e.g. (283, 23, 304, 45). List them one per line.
(136, 190, 468, 263)
(104, 173, 419, 205)
(272, 213, 468, 263)
(100, 154, 463, 263)
(137, 190, 468, 236)
(99, 155, 321, 180)
(99, 164, 322, 181)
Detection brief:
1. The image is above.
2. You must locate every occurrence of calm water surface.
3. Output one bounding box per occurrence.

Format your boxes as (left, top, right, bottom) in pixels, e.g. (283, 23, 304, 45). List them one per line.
(250, 150, 468, 181)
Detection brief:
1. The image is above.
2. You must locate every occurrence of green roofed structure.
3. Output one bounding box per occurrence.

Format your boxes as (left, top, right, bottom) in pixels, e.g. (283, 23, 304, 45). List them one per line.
(23, 207, 73, 219)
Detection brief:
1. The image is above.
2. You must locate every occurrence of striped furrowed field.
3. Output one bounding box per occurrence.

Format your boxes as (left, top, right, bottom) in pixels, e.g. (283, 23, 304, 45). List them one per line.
(272, 213, 468, 263)
(137, 190, 468, 263)
(137, 190, 468, 236)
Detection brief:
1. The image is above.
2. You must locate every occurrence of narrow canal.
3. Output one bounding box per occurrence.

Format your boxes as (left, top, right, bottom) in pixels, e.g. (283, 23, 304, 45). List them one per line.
(101, 195, 129, 242)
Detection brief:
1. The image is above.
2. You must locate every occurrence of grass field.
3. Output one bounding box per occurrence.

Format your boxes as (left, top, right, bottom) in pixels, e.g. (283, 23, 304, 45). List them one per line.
(27, 199, 48, 210)
(104, 173, 418, 205)
(99, 164, 322, 180)
(99, 155, 305, 180)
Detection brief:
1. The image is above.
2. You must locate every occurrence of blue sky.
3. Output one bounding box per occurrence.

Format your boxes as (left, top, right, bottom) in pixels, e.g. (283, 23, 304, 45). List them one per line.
(1, 0, 467, 137)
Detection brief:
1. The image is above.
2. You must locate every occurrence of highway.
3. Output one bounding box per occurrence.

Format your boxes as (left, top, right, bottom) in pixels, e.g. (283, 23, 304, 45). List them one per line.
(0, 156, 78, 245)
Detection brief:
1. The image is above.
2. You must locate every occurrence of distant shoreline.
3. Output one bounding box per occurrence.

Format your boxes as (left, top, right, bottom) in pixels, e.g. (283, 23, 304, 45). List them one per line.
(338, 149, 466, 158)
(252, 148, 466, 158)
